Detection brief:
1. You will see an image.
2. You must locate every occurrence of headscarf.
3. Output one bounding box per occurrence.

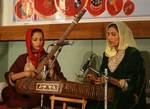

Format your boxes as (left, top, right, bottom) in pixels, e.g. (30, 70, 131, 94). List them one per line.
(105, 21, 137, 57)
(26, 28, 45, 68)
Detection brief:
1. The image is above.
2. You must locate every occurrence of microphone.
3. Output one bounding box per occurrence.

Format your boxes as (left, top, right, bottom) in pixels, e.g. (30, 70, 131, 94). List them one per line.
(49, 41, 74, 46)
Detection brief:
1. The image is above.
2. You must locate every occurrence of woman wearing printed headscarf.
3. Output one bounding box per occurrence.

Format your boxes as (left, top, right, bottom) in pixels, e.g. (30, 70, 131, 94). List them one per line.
(2, 28, 66, 108)
(86, 22, 146, 109)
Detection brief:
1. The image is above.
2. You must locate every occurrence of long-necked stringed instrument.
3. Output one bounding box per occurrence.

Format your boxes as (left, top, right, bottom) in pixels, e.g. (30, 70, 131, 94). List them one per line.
(35, 8, 87, 79)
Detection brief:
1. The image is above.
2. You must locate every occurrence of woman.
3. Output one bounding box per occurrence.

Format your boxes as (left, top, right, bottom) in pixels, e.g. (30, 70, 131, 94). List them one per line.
(2, 28, 66, 108)
(87, 22, 146, 109)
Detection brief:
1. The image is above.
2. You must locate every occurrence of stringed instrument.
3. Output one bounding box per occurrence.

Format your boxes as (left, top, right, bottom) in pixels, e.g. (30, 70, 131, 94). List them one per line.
(34, 8, 87, 79)
(86, 67, 121, 88)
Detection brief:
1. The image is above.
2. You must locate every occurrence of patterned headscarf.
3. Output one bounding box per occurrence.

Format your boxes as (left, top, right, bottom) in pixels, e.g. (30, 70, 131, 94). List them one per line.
(26, 28, 45, 68)
(105, 21, 137, 57)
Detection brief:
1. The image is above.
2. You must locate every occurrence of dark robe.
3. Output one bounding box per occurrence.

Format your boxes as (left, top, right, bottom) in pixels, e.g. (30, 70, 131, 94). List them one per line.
(100, 47, 146, 109)
(86, 47, 146, 109)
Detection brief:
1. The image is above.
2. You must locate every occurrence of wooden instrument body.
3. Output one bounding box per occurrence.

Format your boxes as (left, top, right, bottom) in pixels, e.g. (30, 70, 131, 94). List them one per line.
(18, 80, 115, 102)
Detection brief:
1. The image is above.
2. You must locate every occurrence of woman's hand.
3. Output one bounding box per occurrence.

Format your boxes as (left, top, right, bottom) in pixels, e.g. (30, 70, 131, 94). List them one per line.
(25, 71, 35, 78)
(86, 73, 107, 85)
(9, 71, 35, 84)
(94, 76, 106, 85)
(119, 79, 128, 91)
(48, 59, 55, 69)
(86, 73, 96, 82)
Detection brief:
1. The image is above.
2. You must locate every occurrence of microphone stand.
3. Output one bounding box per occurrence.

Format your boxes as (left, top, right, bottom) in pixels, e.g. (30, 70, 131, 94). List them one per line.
(104, 68, 108, 109)
(40, 66, 46, 109)
(88, 67, 108, 109)
(39, 46, 62, 109)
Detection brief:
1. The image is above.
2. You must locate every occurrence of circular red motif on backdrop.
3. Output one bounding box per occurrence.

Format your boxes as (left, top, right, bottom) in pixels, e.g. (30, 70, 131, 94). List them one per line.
(107, 0, 123, 16)
(15, 0, 33, 19)
(123, 0, 135, 16)
(55, 0, 87, 16)
(86, 0, 106, 16)
(34, 0, 57, 17)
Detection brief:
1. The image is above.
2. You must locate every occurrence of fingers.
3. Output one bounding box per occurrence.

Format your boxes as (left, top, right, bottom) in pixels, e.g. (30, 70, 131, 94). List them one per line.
(86, 73, 109, 85)
(25, 71, 35, 77)
(48, 59, 55, 69)
(94, 76, 107, 84)
(119, 79, 128, 91)
(86, 73, 96, 81)
(49, 59, 53, 63)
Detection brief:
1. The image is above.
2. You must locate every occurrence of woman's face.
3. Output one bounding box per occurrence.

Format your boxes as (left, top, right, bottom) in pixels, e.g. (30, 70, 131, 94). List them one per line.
(106, 26, 119, 48)
(31, 32, 44, 51)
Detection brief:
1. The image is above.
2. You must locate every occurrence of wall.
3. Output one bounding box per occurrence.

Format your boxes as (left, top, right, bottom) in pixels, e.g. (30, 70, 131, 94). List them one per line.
(0, 42, 8, 81)
(1, 0, 13, 25)
(0, 0, 2, 25)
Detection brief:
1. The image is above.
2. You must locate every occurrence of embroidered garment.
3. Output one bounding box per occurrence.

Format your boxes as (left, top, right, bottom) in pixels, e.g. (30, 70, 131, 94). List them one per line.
(108, 50, 125, 72)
